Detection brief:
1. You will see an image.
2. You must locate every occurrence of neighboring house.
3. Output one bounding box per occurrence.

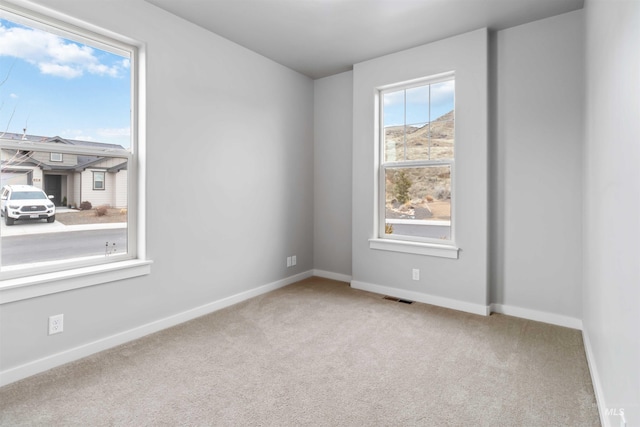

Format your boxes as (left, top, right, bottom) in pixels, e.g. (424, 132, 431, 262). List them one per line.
(0, 133, 128, 209)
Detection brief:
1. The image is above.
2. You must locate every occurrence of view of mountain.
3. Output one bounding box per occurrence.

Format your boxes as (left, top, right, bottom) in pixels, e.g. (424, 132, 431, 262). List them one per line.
(384, 110, 454, 223)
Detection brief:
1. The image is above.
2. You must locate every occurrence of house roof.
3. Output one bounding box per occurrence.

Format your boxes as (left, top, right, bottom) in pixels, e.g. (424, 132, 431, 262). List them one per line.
(1, 133, 128, 172)
(0, 132, 125, 151)
(0, 149, 46, 169)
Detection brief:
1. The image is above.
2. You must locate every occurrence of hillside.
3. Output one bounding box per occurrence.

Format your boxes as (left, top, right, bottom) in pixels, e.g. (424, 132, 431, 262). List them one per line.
(384, 111, 454, 223)
(384, 110, 454, 161)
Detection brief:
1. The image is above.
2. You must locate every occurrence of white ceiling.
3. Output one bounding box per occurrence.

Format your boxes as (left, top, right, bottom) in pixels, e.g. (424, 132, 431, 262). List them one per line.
(144, 0, 583, 79)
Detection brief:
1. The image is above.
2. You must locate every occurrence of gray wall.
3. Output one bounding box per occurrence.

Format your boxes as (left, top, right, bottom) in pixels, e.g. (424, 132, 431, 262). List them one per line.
(351, 29, 489, 312)
(583, 0, 640, 425)
(313, 71, 353, 278)
(0, 0, 314, 371)
(491, 11, 584, 320)
(318, 13, 585, 322)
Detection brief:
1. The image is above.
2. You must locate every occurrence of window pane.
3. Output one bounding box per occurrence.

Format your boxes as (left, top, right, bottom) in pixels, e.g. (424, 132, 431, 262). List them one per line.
(1, 148, 128, 268)
(383, 79, 454, 163)
(383, 90, 405, 162)
(430, 80, 455, 122)
(94, 171, 105, 190)
(384, 166, 451, 240)
(405, 85, 429, 125)
(383, 90, 404, 127)
(0, 9, 134, 277)
(384, 125, 404, 162)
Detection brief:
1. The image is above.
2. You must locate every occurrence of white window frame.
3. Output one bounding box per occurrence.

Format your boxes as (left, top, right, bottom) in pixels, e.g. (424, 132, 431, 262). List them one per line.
(0, 2, 150, 304)
(371, 72, 459, 259)
(93, 170, 106, 190)
(50, 152, 63, 162)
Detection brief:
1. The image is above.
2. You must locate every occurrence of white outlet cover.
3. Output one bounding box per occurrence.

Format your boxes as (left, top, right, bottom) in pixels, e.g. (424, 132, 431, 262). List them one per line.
(49, 314, 64, 335)
(292, 255, 297, 266)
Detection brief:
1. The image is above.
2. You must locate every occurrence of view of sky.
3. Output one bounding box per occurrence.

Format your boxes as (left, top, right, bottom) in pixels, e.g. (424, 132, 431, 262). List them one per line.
(383, 80, 455, 127)
(0, 15, 131, 148)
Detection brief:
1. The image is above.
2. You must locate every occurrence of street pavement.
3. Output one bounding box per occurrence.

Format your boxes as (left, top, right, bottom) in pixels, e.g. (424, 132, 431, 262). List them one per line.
(0, 208, 125, 237)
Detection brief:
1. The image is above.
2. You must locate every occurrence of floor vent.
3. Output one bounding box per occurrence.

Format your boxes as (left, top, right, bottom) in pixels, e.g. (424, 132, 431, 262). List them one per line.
(383, 296, 414, 304)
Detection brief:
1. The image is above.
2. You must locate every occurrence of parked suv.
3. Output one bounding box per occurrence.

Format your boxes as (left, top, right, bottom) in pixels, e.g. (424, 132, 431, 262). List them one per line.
(1, 185, 56, 226)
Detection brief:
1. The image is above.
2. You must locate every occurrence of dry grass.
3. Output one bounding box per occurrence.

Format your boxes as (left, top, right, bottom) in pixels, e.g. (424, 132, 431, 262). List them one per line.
(56, 208, 127, 225)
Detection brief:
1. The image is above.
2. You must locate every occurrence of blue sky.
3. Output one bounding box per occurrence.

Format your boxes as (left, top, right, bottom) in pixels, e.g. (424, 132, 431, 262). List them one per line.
(0, 16, 131, 148)
(383, 80, 455, 127)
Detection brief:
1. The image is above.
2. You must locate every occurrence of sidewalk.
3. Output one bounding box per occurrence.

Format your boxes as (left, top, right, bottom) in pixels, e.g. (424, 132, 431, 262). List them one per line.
(0, 210, 126, 237)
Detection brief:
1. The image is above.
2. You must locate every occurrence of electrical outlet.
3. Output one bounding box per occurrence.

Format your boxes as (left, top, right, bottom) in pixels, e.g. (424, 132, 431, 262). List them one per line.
(292, 255, 297, 266)
(287, 256, 292, 267)
(48, 314, 64, 335)
(412, 268, 420, 281)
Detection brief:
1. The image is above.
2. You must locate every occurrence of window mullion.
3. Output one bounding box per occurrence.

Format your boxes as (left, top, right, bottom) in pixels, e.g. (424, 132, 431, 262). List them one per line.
(428, 85, 432, 160)
(403, 89, 407, 161)
(384, 159, 451, 169)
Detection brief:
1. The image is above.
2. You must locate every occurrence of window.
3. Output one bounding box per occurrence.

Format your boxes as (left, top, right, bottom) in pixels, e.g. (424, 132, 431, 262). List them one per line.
(93, 171, 106, 190)
(378, 74, 455, 244)
(0, 3, 149, 302)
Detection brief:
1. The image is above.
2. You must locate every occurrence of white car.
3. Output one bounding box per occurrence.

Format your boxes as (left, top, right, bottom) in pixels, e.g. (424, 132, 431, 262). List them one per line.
(1, 185, 56, 226)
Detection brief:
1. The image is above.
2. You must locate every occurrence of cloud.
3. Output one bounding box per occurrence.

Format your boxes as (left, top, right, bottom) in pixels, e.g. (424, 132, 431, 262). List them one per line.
(9, 93, 17, 99)
(98, 127, 130, 138)
(38, 62, 83, 79)
(0, 21, 127, 79)
(431, 80, 455, 103)
(60, 130, 95, 141)
(383, 90, 404, 106)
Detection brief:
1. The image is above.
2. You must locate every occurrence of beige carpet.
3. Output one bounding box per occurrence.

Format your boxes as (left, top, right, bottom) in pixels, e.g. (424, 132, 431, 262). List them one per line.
(0, 277, 599, 426)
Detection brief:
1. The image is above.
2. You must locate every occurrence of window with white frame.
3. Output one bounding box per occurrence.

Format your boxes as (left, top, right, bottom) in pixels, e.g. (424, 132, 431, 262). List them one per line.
(379, 74, 455, 243)
(0, 3, 148, 298)
(93, 171, 106, 190)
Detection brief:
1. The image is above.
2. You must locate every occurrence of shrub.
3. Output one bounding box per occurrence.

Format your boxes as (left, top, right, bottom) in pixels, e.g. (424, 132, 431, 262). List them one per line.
(394, 170, 412, 204)
(425, 195, 434, 202)
(385, 223, 394, 234)
(62, 196, 67, 206)
(435, 187, 451, 200)
(95, 205, 108, 216)
(80, 201, 92, 210)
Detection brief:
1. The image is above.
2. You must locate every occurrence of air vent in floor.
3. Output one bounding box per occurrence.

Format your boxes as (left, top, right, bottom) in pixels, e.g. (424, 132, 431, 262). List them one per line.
(383, 296, 414, 304)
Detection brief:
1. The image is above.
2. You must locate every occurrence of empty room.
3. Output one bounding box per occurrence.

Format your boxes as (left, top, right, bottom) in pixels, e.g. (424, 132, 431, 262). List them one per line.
(0, 0, 637, 425)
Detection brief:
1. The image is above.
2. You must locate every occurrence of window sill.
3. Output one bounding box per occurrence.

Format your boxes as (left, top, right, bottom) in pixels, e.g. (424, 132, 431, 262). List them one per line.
(369, 238, 459, 259)
(0, 259, 152, 304)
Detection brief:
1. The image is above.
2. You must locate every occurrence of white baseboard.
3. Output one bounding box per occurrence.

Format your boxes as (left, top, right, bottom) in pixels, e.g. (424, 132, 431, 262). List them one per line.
(489, 303, 582, 330)
(0, 270, 314, 387)
(312, 269, 352, 283)
(350, 280, 490, 316)
(582, 328, 608, 427)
